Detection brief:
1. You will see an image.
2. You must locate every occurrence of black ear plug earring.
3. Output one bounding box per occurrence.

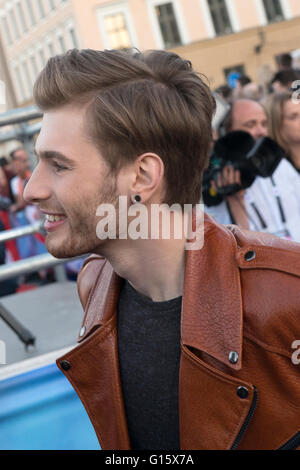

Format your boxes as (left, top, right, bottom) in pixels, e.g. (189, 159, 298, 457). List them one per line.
(131, 194, 142, 203)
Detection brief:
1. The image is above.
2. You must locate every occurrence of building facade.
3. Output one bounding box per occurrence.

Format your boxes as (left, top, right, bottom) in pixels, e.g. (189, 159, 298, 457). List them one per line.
(0, 0, 300, 106)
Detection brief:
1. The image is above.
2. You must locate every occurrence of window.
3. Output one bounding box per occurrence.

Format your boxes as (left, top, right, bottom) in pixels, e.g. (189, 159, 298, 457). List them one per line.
(25, 0, 36, 26)
(17, 2, 28, 33)
(207, 0, 232, 35)
(48, 0, 55, 10)
(262, 0, 284, 22)
(154, 2, 181, 48)
(38, 48, 46, 66)
(224, 64, 245, 86)
(97, 3, 138, 50)
(8, 8, 20, 40)
(97, 1, 139, 49)
(68, 27, 79, 48)
(22, 60, 32, 96)
(37, 0, 46, 18)
(47, 41, 55, 56)
(1, 16, 13, 45)
(103, 13, 131, 49)
(58, 34, 66, 52)
(30, 54, 39, 78)
(14, 65, 26, 101)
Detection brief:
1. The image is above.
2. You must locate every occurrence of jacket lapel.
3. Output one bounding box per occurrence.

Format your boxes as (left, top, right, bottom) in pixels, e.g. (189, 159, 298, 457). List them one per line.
(182, 214, 243, 371)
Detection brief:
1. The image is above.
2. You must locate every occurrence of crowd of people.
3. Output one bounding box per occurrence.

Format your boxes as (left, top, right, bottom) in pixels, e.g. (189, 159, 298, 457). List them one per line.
(206, 52, 300, 242)
(0, 147, 51, 296)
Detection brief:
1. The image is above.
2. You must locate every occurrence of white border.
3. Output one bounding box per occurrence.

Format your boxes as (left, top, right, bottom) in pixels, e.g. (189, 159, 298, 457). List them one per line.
(0, 345, 75, 381)
(146, 0, 189, 49)
(96, 1, 139, 50)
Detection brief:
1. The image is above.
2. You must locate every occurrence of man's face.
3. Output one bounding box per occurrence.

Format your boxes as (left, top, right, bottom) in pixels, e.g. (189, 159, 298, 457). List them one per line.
(23, 104, 120, 258)
(231, 100, 268, 141)
(12, 150, 30, 176)
(282, 99, 300, 146)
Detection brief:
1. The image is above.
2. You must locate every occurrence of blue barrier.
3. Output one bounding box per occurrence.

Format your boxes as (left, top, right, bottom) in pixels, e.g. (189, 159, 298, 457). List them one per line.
(0, 363, 100, 450)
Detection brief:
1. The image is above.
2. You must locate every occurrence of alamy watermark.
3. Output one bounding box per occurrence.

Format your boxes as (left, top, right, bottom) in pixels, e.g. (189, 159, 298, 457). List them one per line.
(291, 340, 300, 365)
(95, 197, 205, 251)
(291, 80, 300, 104)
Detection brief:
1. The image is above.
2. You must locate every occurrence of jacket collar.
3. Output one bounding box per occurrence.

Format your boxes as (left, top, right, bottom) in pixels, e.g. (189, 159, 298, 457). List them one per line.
(78, 212, 243, 370)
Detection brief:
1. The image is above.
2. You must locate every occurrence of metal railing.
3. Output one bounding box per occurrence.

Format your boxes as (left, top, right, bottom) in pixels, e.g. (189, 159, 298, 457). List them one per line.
(0, 105, 42, 127)
(0, 221, 43, 243)
(0, 221, 87, 347)
(0, 252, 86, 282)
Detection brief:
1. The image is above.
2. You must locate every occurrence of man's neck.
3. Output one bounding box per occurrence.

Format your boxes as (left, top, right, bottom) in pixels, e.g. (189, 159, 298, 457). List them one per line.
(100, 237, 186, 302)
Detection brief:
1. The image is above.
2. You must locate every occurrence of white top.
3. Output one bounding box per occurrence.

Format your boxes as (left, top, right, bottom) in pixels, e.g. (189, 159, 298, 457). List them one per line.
(205, 159, 300, 242)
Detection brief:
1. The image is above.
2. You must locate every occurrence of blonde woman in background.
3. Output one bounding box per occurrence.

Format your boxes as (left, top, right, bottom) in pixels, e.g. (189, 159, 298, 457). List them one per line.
(265, 91, 300, 174)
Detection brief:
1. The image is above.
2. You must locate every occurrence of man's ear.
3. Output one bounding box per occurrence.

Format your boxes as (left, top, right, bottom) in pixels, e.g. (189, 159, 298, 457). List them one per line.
(130, 153, 164, 203)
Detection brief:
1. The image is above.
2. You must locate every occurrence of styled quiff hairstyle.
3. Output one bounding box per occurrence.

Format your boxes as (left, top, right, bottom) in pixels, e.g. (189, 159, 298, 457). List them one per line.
(33, 48, 215, 206)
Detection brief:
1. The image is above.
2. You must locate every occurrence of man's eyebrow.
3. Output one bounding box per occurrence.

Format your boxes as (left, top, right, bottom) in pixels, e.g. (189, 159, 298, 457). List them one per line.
(34, 149, 74, 165)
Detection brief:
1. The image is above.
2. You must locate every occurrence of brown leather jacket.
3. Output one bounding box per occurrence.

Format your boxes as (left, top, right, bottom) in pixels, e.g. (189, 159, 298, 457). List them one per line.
(57, 214, 300, 450)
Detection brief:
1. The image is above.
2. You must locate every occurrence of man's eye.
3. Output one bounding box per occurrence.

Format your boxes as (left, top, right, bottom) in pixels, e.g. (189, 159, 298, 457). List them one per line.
(53, 161, 67, 171)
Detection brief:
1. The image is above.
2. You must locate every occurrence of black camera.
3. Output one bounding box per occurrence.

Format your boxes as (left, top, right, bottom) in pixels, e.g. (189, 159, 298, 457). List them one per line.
(203, 130, 285, 207)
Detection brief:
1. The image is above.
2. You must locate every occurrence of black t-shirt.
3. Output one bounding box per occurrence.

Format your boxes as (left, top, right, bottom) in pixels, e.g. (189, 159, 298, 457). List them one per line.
(117, 279, 182, 450)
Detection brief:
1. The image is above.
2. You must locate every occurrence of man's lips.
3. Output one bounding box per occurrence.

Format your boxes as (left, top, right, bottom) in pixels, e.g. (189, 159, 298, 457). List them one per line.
(40, 209, 66, 216)
(44, 217, 67, 232)
(40, 211, 68, 232)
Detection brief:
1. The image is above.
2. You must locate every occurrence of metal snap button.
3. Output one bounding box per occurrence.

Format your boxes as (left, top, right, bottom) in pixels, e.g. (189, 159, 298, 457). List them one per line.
(60, 360, 71, 371)
(228, 351, 239, 364)
(237, 386, 249, 399)
(244, 250, 256, 261)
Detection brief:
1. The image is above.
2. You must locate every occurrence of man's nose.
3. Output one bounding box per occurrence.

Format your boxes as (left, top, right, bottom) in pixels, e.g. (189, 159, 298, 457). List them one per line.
(23, 166, 51, 204)
(253, 125, 268, 140)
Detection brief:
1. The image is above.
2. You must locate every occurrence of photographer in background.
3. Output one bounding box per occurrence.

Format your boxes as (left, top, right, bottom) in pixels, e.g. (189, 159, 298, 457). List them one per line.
(205, 99, 300, 241)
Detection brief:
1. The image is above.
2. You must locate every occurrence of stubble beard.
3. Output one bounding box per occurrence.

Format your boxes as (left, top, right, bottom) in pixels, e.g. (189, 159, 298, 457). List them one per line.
(45, 177, 119, 259)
